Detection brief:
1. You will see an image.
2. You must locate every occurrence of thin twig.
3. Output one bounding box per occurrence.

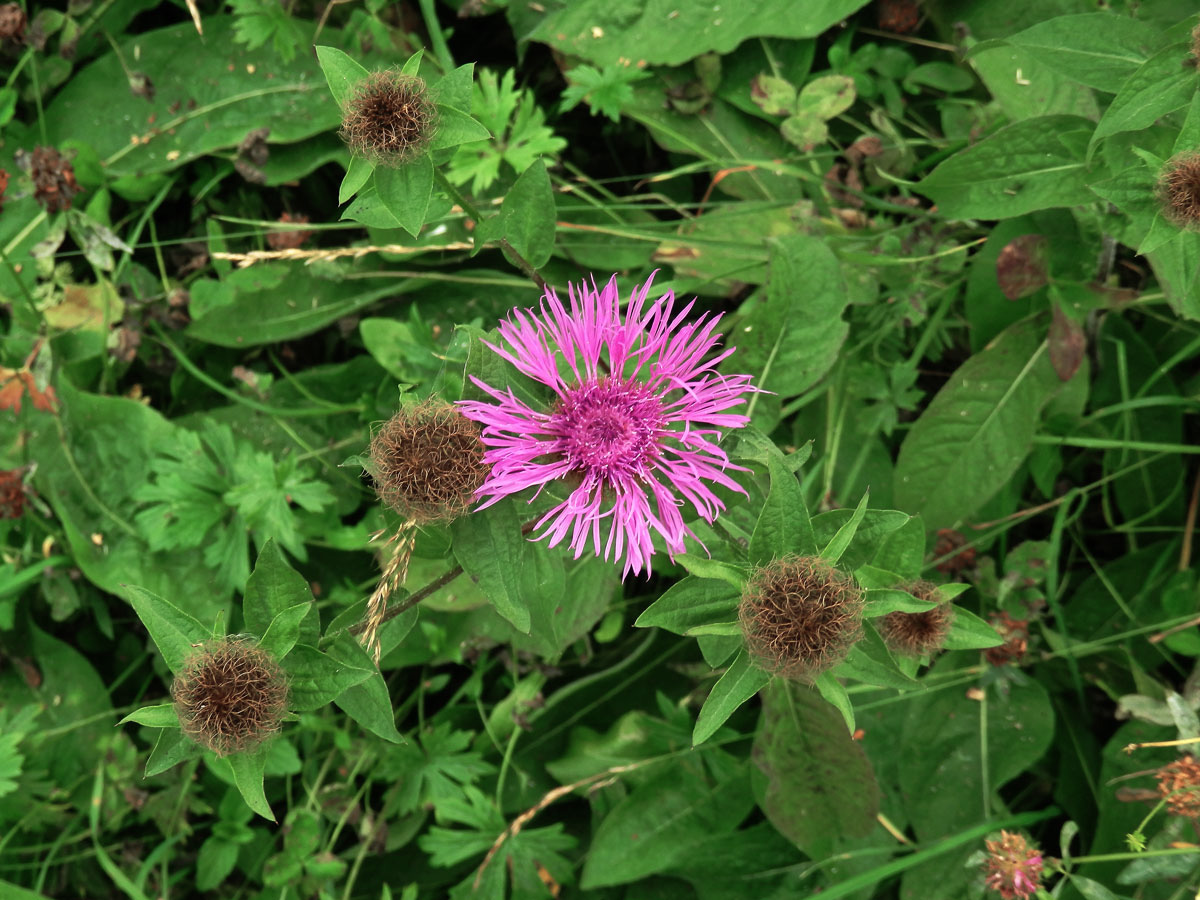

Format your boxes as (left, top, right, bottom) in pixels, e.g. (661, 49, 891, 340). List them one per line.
(1124, 737, 1200, 755)
(212, 242, 471, 268)
(1181, 463, 1200, 572)
(346, 565, 463, 637)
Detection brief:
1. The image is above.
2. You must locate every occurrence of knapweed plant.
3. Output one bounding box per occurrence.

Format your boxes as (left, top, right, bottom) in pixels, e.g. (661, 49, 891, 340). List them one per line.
(2, 1, 1199, 899)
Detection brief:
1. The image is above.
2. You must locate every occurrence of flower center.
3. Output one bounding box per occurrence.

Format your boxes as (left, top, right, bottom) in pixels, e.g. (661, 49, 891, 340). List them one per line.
(552, 378, 664, 476)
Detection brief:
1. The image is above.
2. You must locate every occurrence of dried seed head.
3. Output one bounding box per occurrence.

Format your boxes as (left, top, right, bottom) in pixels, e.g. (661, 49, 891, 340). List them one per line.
(340, 71, 437, 166)
(368, 399, 488, 524)
(26, 147, 81, 213)
(739, 556, 864, 681)
(1160, 153, 1200, 228)
(1157, 755, 1200, 818)
(982, 831, 1043, 900)
(172, 637, 288, 756)
(877, 580, 954, 657)
(0, 468, 25, 519)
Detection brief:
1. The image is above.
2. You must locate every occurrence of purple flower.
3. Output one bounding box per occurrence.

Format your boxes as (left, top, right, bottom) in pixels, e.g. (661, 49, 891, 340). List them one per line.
(457, 273, 756, 577)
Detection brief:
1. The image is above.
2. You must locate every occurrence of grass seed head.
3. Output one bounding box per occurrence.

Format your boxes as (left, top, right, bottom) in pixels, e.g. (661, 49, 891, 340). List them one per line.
(1160, 152, 1200, 228)
(739, 555, 863, 681)
(1157, 754, 1200, 818)
(340, 71, 437, 166)
(172, 637, 288, 756)
(368, 399, 488, 524)
(877, 580, 954, 657)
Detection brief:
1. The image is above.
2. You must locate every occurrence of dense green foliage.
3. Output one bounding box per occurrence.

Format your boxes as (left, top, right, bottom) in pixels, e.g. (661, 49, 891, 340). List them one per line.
(2, 1, 1200, 898)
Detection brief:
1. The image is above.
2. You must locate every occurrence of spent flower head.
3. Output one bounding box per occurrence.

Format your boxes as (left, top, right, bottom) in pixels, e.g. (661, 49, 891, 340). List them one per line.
(982, 831, 1044, 900)
(368, 399, 488, 525)
(1159, 152, 1200, 228)
(1156, 754, 1200, 818)
(877, 580, 954, 657)
(172, 637, 288, 756)
(340, 71, 437, 166)
(457, 273, 756, 577)
(739, 555, 863, 681)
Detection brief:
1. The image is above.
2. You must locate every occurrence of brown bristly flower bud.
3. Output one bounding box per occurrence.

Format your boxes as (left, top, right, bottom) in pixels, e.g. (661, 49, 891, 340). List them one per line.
(1157, 754, 1200, 818)
(877, 580, 954, 657)
(739, 555, 864, 682)
(368, 399, 488, 524)
(26, 147, 81, 213)
(340, 71, 437, 166)
(172, 637, 289, 756)
(0, 468, 25, 519)
(1159, 152, 1200, 228)
(0, 3, 26, 44)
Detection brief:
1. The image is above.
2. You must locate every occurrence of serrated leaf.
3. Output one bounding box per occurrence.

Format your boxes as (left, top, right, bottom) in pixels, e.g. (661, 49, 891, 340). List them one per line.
(693, 650, 770, 746)
(123, 584, 209, 674)
(476, 159, 556, 268)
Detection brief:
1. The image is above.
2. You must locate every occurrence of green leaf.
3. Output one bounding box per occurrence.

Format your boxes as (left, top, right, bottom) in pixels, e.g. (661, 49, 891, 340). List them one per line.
(429, 104, 492, 151)
(941, 607, 1003, 650)
(328, 634, 404, 743)
(862, 588, 937, 617)
(780, 115, 828, 150)
(813, 671, 854, 733)
(750, 454, 817, 564)
(796, 74, 855, 120)
(751, 74, 796, 116)
(810, 509, 909, 572)
(727, 234, 849, 428)
(995, 13, 1159, 93)
(315, 45, 370, 107)
(753, 681, 879, 859)
(283, 643, 373, 711)
(401, 48, 424, 76)
(374, 155, 434, 238)
(451, 502, 531, 634)
(893, 318, 1063, 530)
(1090, 43, 1194, 147)
(195, 836, 241, 892)
(244, 540, 320, 648)
(819, 490, 869, 565)
(476, 159, 556, 268)
(338, 155, 374, 204)
(146, 727, 203, 777)
(693, 651, 770, 746)
(119, 703, 180, 728)
(123, 585, 209, 674)
(45, 18, 340, 179)
(918, 116, 1095, 219)
(834, 626, 916, 691)
(517, 0, 873, 67)
(259, 603, 310, 659)
(221, 745, 275, 821)
(675, 555, 751, 587)
(635, 576, 740, 635)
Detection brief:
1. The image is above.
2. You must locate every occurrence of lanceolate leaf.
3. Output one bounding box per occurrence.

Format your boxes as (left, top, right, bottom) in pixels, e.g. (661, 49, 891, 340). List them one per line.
(123, 584, 209, 674)
(635, 576, 741, 635)
(1090, 43, 1194, 147)
(894, 318, 1063, 530)
(750, 454, 817, 564)
(693, 650, 771, 746)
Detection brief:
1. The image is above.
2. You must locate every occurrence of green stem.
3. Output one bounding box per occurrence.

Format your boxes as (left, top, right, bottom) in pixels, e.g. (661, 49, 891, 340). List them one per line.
(417, 0, 455, 72)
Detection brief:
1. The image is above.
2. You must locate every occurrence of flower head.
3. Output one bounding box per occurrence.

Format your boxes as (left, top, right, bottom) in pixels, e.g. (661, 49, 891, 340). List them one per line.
(1159, 152, 1200, 228)
(457, 273, 755, 577)
(739, 555, 863, 681)
(172, 637, 288, 756)
(23, 146, 81, 213)
(368, 399, 488, 525)
(340, 71, 436, 166)
(1157, 754, 1200, 818)
(983, 831, 1044, 900)
(877, 580, 954, 657)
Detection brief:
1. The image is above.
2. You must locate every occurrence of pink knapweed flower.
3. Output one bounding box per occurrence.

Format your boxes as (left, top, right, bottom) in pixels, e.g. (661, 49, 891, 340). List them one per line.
(983, 831, 1044, 900)
(457, 273, 756, 577)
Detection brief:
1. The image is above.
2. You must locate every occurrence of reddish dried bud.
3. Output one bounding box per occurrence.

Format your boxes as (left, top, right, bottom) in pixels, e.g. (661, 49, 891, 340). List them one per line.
(933, 528, 975, 575)
(984, 611, 1030, 667)
(1160, 153, 1200, 228)
(0, 3, 26, 43)
(0, 468, 25, 519)
(877, 580, 954, 657)
(1157, 755, 1200, 818)
(172, 637, 289, 756)
(266, 213, 313, 251)
(340, 71, 437, 166)
(739, 556, 864, 681)
(27, 147, 81, 213)
(368, 399, 488, 524)
(983, 831, 1043, 900)
(876, 0, 920, 34)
